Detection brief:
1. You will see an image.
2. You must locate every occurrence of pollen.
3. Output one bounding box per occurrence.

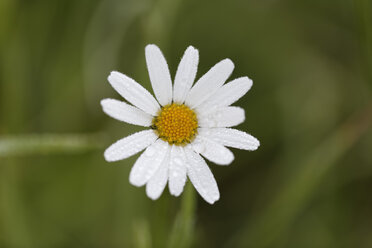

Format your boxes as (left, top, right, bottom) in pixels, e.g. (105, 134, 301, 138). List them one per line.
(152, 103, 198, 145)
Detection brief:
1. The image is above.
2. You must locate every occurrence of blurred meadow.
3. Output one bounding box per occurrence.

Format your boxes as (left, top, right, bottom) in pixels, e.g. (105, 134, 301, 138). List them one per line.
(1, 0, 372, 247)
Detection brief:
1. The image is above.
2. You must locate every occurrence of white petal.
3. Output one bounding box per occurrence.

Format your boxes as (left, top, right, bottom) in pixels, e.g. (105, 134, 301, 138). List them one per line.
(197, 77, 252, 115)
(129, 140, 169, 187)
(168, 145, 187, 196)
(173, 46, 199, 103)
(198, 128, 259, 151)
(101, 98, 153, 127)
(184, 147, 220, 204)
(108, 71, 160, 116)
(146, 149, 171, 200)
(185, 59, 234, 109)
(192, 137, 234, 165)
(145, 44, 173, 106)
(104, 130, 157, 162)
(198, 106, 245, 128)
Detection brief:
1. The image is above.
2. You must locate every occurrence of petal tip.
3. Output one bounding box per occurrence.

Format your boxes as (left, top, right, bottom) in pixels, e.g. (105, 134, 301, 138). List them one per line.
(107, 71, 122, 83)
(107, 74, 113, 82)
(129, 177, 143, 187)
(146, 187, 162, 200)
(251, 138, 260, 150)
(207, 195, 220, 204)
(103, 150, 114, 162)
(246, 77, 253, 90)
(147, 194, 160, 201)
(109, 71, 120, 78)
(223, 58, 234, 68)
(186, 45, 198, 53)
(169, 188, 183, 197)
(255, 139, 260, 148)
(145, 44, 160, 52)
(225, 155, 235, 165)
(100, 98, 111, 107)
(238, 76, 253, 91)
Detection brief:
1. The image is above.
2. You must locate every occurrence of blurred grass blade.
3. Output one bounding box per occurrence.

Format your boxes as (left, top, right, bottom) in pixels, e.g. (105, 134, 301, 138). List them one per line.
(143, 0, 184, 46)
(0, 133, 103, 157)
(133, 218, 152, 248)
(233, 102, 372, 248)
(0, 164, 32, 247)
(167, 182, 196, 248)
(354, 0, 372, 85)
(83, 0, 149, 111)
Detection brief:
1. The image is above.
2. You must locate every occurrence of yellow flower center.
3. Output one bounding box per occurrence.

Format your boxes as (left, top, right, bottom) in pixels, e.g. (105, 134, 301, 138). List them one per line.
(152, 103, 198, 145)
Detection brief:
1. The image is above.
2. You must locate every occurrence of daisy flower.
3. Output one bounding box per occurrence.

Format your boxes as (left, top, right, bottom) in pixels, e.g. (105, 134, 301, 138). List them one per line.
(101, 44, 259, 204)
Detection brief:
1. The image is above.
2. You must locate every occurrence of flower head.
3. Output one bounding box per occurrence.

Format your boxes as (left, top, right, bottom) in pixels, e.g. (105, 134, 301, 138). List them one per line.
(101, 44, 259, 204)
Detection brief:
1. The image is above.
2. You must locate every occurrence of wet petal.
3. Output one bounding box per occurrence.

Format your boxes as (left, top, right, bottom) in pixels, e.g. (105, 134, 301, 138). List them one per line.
(198, 106, 245, 128)
(101, 98, 153, 126)
(108, 71, 160, 116)
(168, 145, 187, 196)
(173, 46, 199, 103)
(185, 59, 234, 108)
(146, 149, 171, 200)
(145, 44, 173, 106)
(104, 130, 157, 162)
(198, 128, 260, 151)
(129, 140, 169, 186)
(184, 146, 220, 204)
(197, 77, 252, 115)
(192, 137, 234, 165)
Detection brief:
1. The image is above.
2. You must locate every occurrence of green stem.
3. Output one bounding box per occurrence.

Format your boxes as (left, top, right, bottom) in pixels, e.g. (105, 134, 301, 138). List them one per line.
(133, 218, 152, 248)
(167, 182, 196, 248)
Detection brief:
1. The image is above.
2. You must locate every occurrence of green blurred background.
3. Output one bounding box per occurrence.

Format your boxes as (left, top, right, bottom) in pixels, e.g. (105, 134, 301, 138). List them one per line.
(1, 0, 372, 247)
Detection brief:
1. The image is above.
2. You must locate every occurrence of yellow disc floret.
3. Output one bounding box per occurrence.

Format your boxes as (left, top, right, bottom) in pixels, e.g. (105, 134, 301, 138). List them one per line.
(152, 103, 198, 145)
